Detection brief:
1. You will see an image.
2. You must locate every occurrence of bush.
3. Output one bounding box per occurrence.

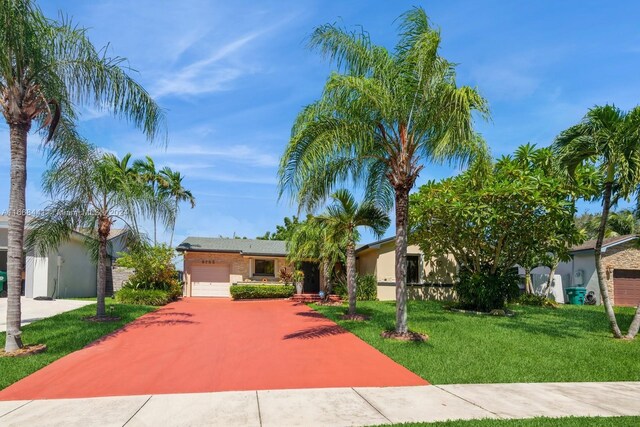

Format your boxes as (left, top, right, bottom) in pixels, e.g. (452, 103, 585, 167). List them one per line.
(455, 269, 520, 312)
(116, 286, 173, 306)
(230, 284, 295, 300)
(333, 274, 378, 301)
(117, 244, 182, 294)
(516, 293, 559, 308)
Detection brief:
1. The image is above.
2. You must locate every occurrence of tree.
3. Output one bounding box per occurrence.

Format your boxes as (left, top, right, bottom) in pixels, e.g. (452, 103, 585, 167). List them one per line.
(286, 216, 345, 297)
(0, 0, 165, 352)
(159, 167, 195, 247)
(410, 146, 583, 309)
(27, 151, 166, 319)
(279, 7, 487, 334)
(554, 104, 640, 339)
(134, 156, 171, 245)
(316, 190, 389, 316)
(576, 209, 640, 240)
(258, 216, 300, 241)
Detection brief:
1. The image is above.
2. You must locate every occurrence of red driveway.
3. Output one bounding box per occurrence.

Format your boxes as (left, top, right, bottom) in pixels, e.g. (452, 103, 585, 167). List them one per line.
(0, 299, 427, 400)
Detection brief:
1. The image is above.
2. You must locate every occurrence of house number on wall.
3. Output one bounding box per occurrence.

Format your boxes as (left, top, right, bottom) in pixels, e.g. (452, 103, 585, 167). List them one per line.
(200, 260, 215, 264)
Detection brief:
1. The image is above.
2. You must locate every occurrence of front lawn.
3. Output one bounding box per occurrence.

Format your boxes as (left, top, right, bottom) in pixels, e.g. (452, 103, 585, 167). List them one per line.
(314, 300, 640, 384)
(0, 299, 155, 390)
(375, 416, 640, 426)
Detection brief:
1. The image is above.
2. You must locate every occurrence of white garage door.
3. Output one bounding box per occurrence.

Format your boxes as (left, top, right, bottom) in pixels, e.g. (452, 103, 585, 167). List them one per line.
(190, 265, 231, 297)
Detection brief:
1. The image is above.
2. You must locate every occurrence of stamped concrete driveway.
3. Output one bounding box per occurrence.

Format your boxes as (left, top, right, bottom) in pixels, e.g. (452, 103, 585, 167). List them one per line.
(0, 298, 426, 400)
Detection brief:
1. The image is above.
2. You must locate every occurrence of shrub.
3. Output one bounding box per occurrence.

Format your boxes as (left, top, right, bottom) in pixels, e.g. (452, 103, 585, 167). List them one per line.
(455, 269, 520, 312)
(516, 293, 559, 308)
(230, 284, 295, 300)
(116, 286, 173, 306)
(117, 243, 182, 294)
(333, 274, 378, 301)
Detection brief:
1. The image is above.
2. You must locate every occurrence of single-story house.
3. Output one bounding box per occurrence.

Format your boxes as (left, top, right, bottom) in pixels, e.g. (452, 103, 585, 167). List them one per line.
(355, 237, 456, 301)
(521, 235, 640, 306)
(177, 236, 455, 300)
(176, 237, 321, 297)
(0, 216, 130, 299)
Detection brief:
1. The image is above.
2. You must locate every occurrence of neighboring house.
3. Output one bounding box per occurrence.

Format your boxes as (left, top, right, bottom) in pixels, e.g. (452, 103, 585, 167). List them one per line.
(356, 237, 457, 301)
(176, 237, 321, 297)
(0, 216, 130, 299)
(519, 235, 640, 306)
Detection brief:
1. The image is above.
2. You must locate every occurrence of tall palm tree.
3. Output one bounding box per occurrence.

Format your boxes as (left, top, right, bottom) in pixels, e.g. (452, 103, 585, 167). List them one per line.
(286, 217, 345, 297)
(133, 157, 169, 245)
(316, 190, 389, 316)
(0, 0, 165, 352)
(159, 167, 195, 247)
(279, 7, 487, 333)
(27, 151, 159, 319)
(554, 104, 640, 339)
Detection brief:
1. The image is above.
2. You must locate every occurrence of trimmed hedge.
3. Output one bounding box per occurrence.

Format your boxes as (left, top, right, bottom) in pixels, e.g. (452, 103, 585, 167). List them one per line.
(116, 287, 174, 306)
(230, 284, 295, 300)
(333, 274, 378, 301)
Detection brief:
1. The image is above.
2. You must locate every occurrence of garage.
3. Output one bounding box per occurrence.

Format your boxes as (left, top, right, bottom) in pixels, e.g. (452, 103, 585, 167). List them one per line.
(613, 269, 640, 307)
(190, 264, 231, 297)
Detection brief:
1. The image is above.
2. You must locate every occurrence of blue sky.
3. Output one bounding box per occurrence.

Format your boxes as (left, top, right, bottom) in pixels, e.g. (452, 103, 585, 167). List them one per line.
(1, 0, 639, 245)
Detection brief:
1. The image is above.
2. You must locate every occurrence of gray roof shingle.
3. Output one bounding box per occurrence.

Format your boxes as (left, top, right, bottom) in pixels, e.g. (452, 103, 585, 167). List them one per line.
(176, 237, 288, 256)
(570, 234, 637, 253)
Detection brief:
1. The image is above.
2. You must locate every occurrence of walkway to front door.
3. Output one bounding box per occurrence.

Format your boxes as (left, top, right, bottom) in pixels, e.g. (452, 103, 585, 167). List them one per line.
(0, 299, 427, 400)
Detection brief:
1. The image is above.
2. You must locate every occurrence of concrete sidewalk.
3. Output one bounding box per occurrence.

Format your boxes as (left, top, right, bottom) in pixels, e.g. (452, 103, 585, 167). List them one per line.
(1, 382, 639, 426)
(0, 298, 93, 332)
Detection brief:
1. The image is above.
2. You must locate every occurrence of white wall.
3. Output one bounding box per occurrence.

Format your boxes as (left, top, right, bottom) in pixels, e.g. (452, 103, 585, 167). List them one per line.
(54, 238, 97, 298)
(572, 252, 600, 304)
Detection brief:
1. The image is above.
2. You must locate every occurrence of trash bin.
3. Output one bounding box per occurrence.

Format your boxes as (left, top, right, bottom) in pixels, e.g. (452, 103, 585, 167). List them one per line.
(566, 287, 587, 305)
(0, 271, 6, 294)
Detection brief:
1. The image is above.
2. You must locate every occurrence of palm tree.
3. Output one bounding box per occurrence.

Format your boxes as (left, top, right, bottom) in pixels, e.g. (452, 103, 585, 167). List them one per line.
(134, 157, 170, 245)
(316, 190, 389, 316)
(159, 167, 195, 247)
(0, 1, 165, 352)
(27, 151, 159, 319)
(554, 104, 640, 339)
(279, 7, 487, 333)
(286, 217, 345, 297)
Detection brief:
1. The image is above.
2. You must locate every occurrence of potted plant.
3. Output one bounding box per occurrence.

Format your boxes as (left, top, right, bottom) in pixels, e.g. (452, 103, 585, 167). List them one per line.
(293, 270, 305, 295)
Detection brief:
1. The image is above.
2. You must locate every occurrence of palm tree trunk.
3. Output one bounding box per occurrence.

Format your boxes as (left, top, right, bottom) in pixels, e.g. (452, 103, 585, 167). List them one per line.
(394, 188, 409, 334)
(169, 199, 178, 247)
(153, 208, 157, 246)
(596, 180, 623, 338)
(626, 305, 640, 339)
(4, 123, 29, 352)
(96, 218, 110, 317)
(322, 259, 332, 298)
(524, 267, 533, 294)
(346, 242, 357, 315)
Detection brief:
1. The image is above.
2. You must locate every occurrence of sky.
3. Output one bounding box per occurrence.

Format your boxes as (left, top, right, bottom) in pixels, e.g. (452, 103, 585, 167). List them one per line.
(1, 0, 639, 245)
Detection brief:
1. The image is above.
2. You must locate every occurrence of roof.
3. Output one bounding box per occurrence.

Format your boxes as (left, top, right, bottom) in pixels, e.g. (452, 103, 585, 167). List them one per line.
(176, 237, 288, 256)
(355, 236, 395, 253)
(571, 235, 638, 253)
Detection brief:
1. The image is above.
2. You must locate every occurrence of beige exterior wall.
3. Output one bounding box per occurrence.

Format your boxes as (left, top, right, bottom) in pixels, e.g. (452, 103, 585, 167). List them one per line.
(182, 251, 293, 296)
(357, 240, 456, 284)
(602, 241, 640, 305)
(376, 283, 456, 302)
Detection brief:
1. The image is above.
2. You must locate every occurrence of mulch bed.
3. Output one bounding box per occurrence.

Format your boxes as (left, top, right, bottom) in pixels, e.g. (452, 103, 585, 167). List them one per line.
(82, 316, 122, 323)
(381, 330, 429, 342)
(0, 344, 47, 358)
(340, 314, 371, 321)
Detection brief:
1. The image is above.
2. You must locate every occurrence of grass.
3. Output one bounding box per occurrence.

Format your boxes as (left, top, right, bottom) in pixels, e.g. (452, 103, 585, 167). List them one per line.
(0, 299, 155, 390)
(313, 300, 640, 384)
(375, 416, 640, 426)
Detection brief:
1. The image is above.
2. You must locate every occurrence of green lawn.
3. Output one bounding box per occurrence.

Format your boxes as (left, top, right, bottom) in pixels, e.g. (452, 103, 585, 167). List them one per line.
(375, 416, 640, 427)
(313, 300, 640, 384)
(0, 299, 155, 390)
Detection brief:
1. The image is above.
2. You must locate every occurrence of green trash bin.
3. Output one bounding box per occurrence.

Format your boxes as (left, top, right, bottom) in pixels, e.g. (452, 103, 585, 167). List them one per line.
(566, 287, 587, 305)
(0, 271, 6, 294)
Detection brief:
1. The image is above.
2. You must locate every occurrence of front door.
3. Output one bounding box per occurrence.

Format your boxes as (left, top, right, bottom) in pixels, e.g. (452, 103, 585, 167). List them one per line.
(301, 262, 320, 293)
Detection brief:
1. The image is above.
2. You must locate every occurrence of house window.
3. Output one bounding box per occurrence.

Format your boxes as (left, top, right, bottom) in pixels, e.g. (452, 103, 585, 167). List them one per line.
(407, 255, 420, 284)
(254, 259, 275, 276)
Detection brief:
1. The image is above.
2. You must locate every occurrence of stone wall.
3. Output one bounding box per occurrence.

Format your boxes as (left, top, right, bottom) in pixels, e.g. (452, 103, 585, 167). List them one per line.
(602, 240, 640, 305)
(111, 266, 135, 294)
